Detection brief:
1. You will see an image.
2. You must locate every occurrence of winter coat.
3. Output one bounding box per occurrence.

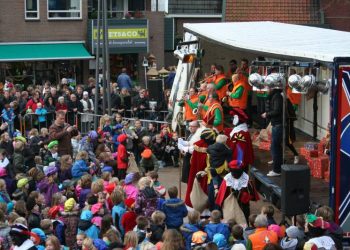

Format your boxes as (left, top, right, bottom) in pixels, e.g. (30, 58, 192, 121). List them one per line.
(36, 179, 59, 206)
(43, 151, 58, 166)
(207, 142, 232, 169)
(52, 219, 66, 246)
(28, 136, 42, 155)
(266, 89, 283, 126)
(0, 141, 14, 157)
(28, 211, 41, 230)
(77, 210, 100, 240)
(139, 155, 159, 174)
(150, 223, 165, 245)
(49, 122, 78, 156)
(124, 184, 138, 200)
(280, 237, 298, 250)
(180, 223, 201, 250)
(80, 98, 94, 122)
(35, 107, 48, 122)
(112, 203, 126, 235)
(134, 187, 159, 218)
(61, 211, 79, 249)
(204, 223, 230, 242)
(71, 159, 89, 179)
(161, 198, 188, 229)
(117, 143, 128, 169)
(13, 149, 26, 174)
(0, 222, 11, 249)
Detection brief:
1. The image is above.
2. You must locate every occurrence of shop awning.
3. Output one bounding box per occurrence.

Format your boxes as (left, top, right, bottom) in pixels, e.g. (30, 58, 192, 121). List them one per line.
(184, 21, 350, 62)
(0, 42, 94, 62)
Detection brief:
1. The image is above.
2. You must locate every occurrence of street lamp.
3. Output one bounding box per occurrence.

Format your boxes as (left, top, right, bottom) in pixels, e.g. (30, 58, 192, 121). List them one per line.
(142, 57, 149, 89)
(158, 67, 169, 90)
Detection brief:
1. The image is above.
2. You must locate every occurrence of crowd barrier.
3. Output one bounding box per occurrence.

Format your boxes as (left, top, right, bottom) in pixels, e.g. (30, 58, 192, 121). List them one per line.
(15, 110, 170, 136)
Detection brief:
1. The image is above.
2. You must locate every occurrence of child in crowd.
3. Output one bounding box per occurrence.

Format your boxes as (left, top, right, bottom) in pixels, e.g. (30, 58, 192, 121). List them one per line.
(37, 165, 58, 206)
(230, 224, 246, 247)
(71, 151, 92, 179)
(1, 103, 15, 136)
(181, 210, 202, 250)
(0, 132, 14, 158)
(43, 140, 59, 166)
(204, 210, 230, 242)
(73, 232, 86, 250)
(116, 134, 128, 180)
(77, 210, 100, 240)
(134, 177, 159, 218)
(35, 102, 48, 129)
(161, 186, 187, 230)
(123, 173, 140, 200)
(167, 131, 180, 167)
(71, 133, 82, 160)
(121, 198, 137, 234)
(139, 149, 159, 175)
(149, 210, 166, 244)
(111, 189, 126, 235)
(244, 214, 257, 240)
(28, 128, 41, 155)
(153, 134, 165, 167)
(58, 155, 73, 182)
(261, 205, 277, 226)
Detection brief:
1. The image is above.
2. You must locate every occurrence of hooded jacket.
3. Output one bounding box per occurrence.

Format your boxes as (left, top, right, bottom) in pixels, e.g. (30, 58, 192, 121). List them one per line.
(180, 223, 201, 250)
(280, 237, 298, 250)
(71, 159, 89, 179)
(134, 187, 159, 218)
(207, 142, 232, 169)
(161, 198, 188, 229)
(77, 210, 100, 240)
(204, 223, 230, 242)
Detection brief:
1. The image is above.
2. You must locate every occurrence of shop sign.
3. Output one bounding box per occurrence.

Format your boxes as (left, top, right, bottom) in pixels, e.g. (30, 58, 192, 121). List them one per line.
(91, 21, 148, 53)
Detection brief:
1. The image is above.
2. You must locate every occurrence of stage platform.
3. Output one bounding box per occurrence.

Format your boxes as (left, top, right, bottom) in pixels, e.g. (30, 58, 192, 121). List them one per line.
(250, 129, 330, 209)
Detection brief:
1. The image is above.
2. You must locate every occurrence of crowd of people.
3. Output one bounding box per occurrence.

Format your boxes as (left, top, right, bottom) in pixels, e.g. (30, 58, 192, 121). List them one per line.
(0, 58, 342, 250)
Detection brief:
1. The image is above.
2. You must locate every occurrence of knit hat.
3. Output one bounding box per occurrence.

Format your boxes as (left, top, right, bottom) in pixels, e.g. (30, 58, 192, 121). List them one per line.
(47, 140, 58, 149)
(268, 224, 284, 238)
(91, 203, 103, 215)
(14, 136, 26, 144)
(117, 134, 128, 143)
(213, 233, 227, 248)
(114, 124, 123, 130)
(93, 239, 108, 250)
(124, 198, 135, 208)
(124, 173, 134, 184)
(62, 179, 75, 189)
(31, 228, 46, 243)
(104, 183, 116, 194)
(17, 178, 28, 189)
(191, 231, 207, 244)
(64, 198, 76, 212)
(48, 206, 60, 219)
(102, 165, 113, 173)
(308, 216, 330, 230)
(229, 160, 243, 169)
(141, 149, 152, 159)
(44, 165, 57, 177)
(286, 226, 300, 239)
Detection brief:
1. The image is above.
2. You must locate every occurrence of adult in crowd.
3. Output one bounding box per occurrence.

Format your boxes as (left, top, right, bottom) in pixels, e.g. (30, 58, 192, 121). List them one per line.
(67, 93, 83, 126)
(132, 89, 149, 119)
(49, 110, 79, 156)
(116, 68, 133, 91)
(80, 91, 94, 133)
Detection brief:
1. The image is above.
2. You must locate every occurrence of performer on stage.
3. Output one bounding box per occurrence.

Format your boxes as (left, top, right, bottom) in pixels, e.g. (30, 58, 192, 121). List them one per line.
(199, 83, 215, 119)
(211, 65, 228, 102)
(226, 72, 250, 111)
(215, 160, 257, 222)
(184, 129, 216, 207)
(224, 108, 254, 169)
(178, 87, 199, 123)
(201, 93, 224, 133)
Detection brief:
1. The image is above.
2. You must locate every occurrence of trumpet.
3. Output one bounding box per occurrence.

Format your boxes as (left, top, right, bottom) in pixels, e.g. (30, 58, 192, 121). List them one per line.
(222, 96, 227, 103)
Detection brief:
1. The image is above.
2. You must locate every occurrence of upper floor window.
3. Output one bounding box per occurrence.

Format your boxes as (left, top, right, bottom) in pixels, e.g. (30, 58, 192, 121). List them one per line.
(25, 0, 39, 19)
(48, 0, 82, 19)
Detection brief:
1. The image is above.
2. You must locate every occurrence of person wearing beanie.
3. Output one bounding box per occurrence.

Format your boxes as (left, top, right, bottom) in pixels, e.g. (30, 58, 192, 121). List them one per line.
(43, 140, 59, 166)
(36, 165, 58, 206)
(79, 130, 98, 163)
(31, 228, 46, 250)
(139, 149, 159, 175)
(304, 215, 336, 250)
(91, 203, 104, 228)
(213, 233, 229, 250)
(116, 133, 128, 180)
(9, 223, 36, 250)
(121, 198, 137, 234)
(61, 198, 79, 249)
(123, 173, 139, 200)
(77, 210, 100, 240)
(13, 177, 29, 201)
(280, 226, 303, 250)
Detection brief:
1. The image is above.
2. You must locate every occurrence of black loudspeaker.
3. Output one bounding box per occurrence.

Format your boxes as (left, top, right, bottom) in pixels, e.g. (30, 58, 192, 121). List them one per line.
(281, 164, 310, 216)
(147, 79, 163, 103)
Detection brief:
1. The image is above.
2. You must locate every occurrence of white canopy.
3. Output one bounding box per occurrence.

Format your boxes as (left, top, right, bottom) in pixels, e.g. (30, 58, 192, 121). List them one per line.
(183, 21, 350, 62)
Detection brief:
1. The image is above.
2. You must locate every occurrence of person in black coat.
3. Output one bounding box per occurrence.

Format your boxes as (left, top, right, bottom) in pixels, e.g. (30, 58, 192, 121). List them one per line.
(67, 94, 83, 126)
(132, 89, 149, 119)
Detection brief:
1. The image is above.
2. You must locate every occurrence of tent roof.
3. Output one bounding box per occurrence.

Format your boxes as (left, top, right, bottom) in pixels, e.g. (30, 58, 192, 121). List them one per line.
(183, 21, 350, 62)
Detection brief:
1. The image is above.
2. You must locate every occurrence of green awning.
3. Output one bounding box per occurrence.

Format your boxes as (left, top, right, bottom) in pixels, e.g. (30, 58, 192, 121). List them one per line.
(0, 42, 94, 62)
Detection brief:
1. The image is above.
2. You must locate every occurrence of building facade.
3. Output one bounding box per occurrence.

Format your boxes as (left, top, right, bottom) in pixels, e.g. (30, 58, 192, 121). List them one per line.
(0, 0, 92, 86)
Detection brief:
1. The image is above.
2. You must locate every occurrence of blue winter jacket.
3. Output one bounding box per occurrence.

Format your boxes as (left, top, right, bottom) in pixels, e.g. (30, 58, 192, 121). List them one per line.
(77, 210, 100, 239)
(180, 223, 201, 250)
(112, 203, 126, 235)
(71, 159, 89, 179)
(161, 198, 188, 229)
(204, 223, 230, 242)
(35, 108, 47, 122)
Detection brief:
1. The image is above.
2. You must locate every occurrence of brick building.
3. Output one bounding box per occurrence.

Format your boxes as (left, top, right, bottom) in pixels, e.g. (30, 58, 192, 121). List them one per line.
(0, 0, 92, 85)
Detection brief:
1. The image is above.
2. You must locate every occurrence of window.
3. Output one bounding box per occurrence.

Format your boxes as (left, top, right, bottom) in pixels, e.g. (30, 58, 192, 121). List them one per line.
(25, 0, 39, 19)
(48, 0, 82, 19)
